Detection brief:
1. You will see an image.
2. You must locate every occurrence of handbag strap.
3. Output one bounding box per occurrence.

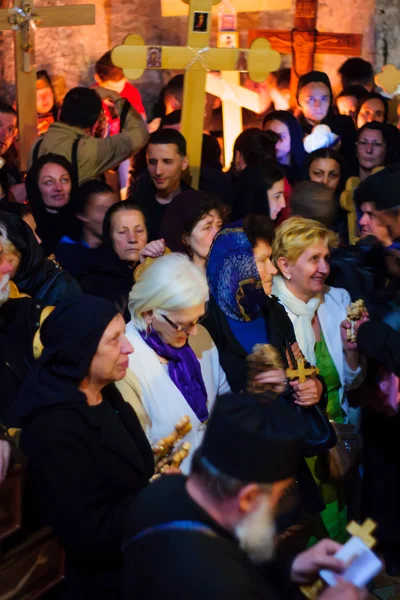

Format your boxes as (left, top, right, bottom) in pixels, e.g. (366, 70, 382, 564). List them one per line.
(123, 520, 218, 552)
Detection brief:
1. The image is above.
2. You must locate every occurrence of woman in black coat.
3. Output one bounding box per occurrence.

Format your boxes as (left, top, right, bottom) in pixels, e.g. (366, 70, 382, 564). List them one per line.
(17, 295, 154, 599)
(0, 210, 81, 305)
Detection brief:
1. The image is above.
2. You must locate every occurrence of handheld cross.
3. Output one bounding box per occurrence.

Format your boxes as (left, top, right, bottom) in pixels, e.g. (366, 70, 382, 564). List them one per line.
(0, 0, 95, 170)
(111, 0, 280, 188)
(286, 358, 319, 384)
(347, 519, 377, 549)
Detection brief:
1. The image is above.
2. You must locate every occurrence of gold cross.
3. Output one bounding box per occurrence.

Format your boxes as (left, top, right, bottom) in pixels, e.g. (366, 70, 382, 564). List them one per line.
(347, 519, 378, 549)
(0, 1, 95, 170)
(286, 358, 319, 384)
(111, 0, 280, 188)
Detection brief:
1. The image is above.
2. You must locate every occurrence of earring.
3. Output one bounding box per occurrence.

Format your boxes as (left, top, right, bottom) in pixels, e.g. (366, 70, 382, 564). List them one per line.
(286, 275, 291, 281)
(146, 323, 152, 336)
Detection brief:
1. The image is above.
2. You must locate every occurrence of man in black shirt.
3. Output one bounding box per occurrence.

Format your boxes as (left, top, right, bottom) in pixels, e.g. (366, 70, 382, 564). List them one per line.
(129, 129, 189, 241)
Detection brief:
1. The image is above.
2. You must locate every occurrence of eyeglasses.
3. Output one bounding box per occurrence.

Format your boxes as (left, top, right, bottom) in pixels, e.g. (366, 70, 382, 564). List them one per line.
(356, 140, 386, 150)
(158, 310, 207, 335)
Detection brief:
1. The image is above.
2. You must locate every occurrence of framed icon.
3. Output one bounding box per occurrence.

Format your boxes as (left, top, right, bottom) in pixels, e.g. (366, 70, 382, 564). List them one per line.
(217, 32, 239, 49)
(147, 46, 162, 68)
(193, 11, 209, 32)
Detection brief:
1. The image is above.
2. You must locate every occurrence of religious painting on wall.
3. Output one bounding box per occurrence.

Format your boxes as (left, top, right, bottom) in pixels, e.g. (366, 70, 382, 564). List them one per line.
(236, 50, 248, 71)
(193, 12, 209, 32)
(218, 12, 237, 32)
(147, 47, 162, 68)
(218, 32, 239, 48)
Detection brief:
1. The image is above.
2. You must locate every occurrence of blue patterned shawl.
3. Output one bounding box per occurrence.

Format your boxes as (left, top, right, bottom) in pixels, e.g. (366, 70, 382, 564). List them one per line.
(206, 225, 266, 322)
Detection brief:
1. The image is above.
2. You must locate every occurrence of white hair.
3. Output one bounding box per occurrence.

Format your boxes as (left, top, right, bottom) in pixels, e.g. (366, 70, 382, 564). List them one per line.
(128, 253, 209, 330)
(0, 223, 8, 245)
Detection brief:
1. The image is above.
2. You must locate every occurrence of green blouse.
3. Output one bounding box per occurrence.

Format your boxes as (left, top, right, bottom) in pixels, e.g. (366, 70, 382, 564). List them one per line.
(314, 331, 345, 424)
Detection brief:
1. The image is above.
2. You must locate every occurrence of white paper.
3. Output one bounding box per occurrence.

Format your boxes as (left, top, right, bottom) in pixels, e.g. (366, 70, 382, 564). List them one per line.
(320, 537, 383, 588)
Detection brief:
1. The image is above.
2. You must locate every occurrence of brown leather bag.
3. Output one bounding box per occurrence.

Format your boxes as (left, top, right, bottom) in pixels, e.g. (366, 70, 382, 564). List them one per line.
(316, 422, 361, 483)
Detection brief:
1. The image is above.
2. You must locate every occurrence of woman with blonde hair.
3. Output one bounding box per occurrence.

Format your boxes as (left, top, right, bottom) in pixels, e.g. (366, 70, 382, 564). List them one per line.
(119, 253, 230, 473)
(272, 216, 366, 542)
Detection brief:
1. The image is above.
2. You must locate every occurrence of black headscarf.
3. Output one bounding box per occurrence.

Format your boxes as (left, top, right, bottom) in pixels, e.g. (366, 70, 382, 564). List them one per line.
(263, 110, 306, 185)
(25, 153, 79, 256)
(14, 295, 119, 422)
(78, 202, 142, 319)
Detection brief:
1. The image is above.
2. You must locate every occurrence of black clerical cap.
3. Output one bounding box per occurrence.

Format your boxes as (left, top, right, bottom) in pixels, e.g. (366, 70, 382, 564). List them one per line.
(200, 393, 306, 483)
(354, 164, 400, 210)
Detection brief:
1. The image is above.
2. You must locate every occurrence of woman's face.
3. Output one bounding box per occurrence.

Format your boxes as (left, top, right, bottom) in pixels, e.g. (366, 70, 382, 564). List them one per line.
(264, 120, 291, 163)
(38, 163, 72, 211)
(185, 209, 222, 264)
(267, 179, 286, 221)
(36, 85, 55, 115)
(3, 243, 20, 279)
(253, 239, 278, 296)
(356, 129, 386, 171)
(88, 314, 133, 385)
(336, 95, 358, 120)
(110, 209, 148, 263)
(309, 158, 341, 191)
(299, 82, 330, 124)
(280, 242, 330, 300)
(357, 98, 386, 129)
(150, 303, 206, 348)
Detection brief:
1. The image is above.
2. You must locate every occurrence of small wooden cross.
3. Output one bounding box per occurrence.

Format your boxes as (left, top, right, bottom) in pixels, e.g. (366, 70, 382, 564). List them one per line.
(286, 358, 319, 384)
(0, 0, 95, 170)
(347, 519, 378, 549)
(111, 0, 280, 189)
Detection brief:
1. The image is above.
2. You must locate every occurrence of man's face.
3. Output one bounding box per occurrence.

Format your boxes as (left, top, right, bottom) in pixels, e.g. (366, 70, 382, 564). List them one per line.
(359, 202, 392, 246)
(0, 112, 17, 157)
(79, 191, 118, 240)
(146, 143, 188, 196)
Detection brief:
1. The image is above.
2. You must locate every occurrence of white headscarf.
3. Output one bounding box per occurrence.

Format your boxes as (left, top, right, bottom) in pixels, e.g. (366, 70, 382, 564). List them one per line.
(272, 275, 321, 365)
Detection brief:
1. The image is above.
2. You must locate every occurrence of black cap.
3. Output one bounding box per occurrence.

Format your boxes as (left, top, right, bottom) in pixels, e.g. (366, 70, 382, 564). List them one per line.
(354, 164, 400, 210)
(200, 393, 306, 483)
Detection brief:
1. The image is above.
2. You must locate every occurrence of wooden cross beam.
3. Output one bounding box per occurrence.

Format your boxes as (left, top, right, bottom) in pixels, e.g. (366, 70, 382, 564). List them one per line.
(160, 0, 292, 16)
(286, 358, 319, 383)
(248, 0, 363, 108)
(347, 519, 378, 549)
(0, 0, 95, 171)
(111, 0, 280, 189)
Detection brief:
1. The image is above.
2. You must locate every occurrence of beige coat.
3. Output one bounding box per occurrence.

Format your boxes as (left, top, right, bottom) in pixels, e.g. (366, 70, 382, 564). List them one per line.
(29, 97, 149, 184)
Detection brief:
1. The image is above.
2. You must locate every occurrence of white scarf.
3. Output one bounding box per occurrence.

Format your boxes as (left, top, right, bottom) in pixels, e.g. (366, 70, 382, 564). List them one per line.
(272, 276, 321, 365)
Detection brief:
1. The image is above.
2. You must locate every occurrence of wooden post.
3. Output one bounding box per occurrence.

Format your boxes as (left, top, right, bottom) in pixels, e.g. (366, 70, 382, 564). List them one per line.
(0, 1, 95, 171)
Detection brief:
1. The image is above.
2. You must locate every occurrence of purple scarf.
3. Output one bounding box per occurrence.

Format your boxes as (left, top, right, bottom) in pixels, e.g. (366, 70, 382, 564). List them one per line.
(140, 329, 209, 422)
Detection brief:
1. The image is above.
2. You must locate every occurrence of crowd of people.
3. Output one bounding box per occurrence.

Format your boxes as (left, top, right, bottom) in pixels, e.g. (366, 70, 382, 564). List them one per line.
(1, 52, 400, 600)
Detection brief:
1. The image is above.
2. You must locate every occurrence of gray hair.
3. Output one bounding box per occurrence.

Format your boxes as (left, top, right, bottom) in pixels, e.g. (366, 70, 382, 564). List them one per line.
(0, 223, 8, 245)
(128, 253, 209, 330)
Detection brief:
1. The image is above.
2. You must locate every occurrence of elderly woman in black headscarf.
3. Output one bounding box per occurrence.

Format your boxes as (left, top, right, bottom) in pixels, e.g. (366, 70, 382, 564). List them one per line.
(263, 110, 306, 186)
(0, 211, 81, 304)
(17, 295, 154, 600)
(296, 71, 357, 172)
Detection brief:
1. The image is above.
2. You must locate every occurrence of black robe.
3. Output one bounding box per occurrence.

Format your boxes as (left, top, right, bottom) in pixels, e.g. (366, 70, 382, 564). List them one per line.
(123, 474, 293, 600)
(0, 297, 43, 423)
(20, 384, 154, 600)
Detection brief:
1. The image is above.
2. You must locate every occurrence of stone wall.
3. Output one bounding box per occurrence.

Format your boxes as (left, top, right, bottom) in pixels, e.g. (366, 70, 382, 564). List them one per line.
(375, 0, 400, 73)
(0, 0, 377, 115)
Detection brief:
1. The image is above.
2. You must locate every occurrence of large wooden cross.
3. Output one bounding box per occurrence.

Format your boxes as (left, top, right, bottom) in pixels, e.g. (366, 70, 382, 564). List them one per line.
(112, 0, 280, 189)
(248, 0, 363, 108)
(0, 0, 95, 170)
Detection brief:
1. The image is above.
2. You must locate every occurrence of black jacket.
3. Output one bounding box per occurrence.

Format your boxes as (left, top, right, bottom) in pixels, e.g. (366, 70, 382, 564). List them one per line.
(357, 320, 400, 377)
(0, 297, 43, 422)
(123, 475, 292, 600)
(20, 384, 154, 600)
(203, 294, 296, 393)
